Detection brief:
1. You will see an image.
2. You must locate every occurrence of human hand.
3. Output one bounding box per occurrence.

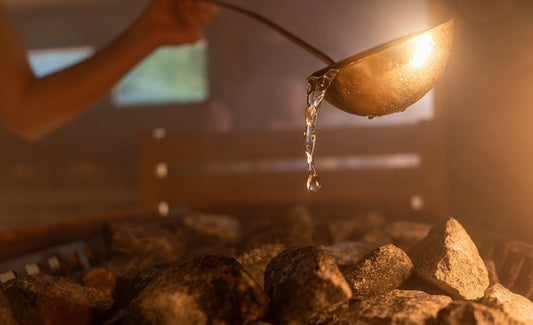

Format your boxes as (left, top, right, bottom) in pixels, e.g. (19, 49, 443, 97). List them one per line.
(142, 0, 218, 46)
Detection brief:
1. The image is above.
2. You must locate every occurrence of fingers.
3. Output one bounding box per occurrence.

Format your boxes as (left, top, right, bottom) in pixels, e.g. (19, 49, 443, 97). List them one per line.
(177, 0, 217, 25)
(147, 0, 218, 45)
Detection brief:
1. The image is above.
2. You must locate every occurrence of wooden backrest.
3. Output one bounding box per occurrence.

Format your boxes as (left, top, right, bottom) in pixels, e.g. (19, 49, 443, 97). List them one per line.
(139, 122, 446, 217)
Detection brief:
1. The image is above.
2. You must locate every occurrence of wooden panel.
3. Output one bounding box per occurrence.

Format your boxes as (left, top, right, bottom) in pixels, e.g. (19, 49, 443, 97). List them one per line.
(152, 169, 422, 208)
(139, 124, 432, 165)
(139, 122, 446, 217)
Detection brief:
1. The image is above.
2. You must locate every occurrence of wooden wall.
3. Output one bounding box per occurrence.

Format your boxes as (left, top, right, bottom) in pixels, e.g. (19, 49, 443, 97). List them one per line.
(431, 0, 533, 243)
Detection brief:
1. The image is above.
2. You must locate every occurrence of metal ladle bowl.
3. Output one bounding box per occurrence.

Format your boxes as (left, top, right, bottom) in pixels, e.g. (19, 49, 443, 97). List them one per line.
(312, 20, 454, 117)
(213, 1, 454, 117)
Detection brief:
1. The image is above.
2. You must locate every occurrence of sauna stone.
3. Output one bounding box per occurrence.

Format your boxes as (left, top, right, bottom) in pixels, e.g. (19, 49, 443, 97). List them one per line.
(2, 274, 112, 325)
(325, 241, 377, 270)
(242, 205, 314, 251)
(409, 217, 489, 300)
(383, 221, 432, 250)
(83, 267, 117, 300)
(264, 246, 351, 324)
(124, 255, 269, 325)
(181, 212, 243, 245)
(479, 283, 533, 325)
(343, 243, 413, 299)
(328, 211, 387, 243)
(334, 289, 452, 325)
(236, 243, 286, 289)
(0, 291, 16, 325)
(103, 221, 186, 268)
(281, 204, 315, 241)
(360, 227, 393, 246)
(113, 264, 171, 310)
(430, 301, 527, 325)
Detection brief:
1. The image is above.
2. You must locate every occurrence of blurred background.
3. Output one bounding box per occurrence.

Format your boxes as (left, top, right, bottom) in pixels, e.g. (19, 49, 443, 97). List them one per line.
(0, 0, 532, 243)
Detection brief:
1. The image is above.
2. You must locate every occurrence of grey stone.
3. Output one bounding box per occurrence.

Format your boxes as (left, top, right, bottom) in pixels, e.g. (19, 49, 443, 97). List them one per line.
(360, 228, 392, 246)
(242, 231, 310, 252)
(181, 212, 243, 245)
(103, 221, 186, 268)
(125, 255, 268, 325)
(344, 244, 413, 299)
(237, 243, 286, 289)
(400, 273, 453, 297)
(2, 274, 112, 325)
(384, 221, 432, 250)
(113, 264, 169, 310)
(242, 205, 314, 251)
(82, 267, 117, 301)
(334, 289, 452, 325)
(0, 291, 16, 325)
(264, 246, 351, 324)
(430, 301, 527, 325)
(479, 283, 533, 325)
(329, 212, 387, 244)
(408, 218, 489, 300)
(325, 241, 377, 270)
(181, 244, 237, 260)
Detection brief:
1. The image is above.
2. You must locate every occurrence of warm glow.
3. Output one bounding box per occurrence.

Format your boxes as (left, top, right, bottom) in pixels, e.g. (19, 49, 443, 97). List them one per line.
(411, 34, 433, 68)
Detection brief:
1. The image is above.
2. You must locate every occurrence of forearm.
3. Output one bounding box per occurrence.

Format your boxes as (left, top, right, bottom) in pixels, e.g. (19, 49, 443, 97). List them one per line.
(10, 17, 158, 140)
(0, 0, 217, 141)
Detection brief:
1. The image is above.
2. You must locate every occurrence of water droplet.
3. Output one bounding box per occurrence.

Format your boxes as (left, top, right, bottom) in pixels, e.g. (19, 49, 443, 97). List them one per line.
(307, 173, 321, 192)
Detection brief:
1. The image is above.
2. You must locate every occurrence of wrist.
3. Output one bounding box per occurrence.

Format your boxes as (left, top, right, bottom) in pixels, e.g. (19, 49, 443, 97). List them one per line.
(129, 13, 165, 52)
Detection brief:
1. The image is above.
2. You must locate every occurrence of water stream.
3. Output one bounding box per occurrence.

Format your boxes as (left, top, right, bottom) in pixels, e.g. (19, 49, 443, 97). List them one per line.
(303, 69, 339, 191)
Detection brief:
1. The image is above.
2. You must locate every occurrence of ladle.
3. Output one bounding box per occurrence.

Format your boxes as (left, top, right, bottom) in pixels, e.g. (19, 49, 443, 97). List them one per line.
(212, 1, 454, 117)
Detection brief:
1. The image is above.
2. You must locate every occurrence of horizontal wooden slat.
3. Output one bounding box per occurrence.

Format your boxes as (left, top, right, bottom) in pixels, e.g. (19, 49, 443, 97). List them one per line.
(149, 169, 424, 208)
(139, 124, 434, 165)
(138, 123, 446, 217)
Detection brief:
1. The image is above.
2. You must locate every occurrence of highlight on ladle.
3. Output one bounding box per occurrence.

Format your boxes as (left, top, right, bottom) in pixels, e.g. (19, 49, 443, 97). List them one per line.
(410, 34, 434, 69)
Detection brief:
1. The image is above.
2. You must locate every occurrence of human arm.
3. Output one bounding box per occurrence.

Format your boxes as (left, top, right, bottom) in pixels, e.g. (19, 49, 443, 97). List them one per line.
(0, 0, 217, 141)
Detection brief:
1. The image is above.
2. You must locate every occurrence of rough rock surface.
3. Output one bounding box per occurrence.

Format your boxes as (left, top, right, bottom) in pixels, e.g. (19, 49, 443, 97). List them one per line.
(103, 221, 186, 268)
(237, 243, 286, 289)
(264, 246, 351, 324)
(2, 274, 112, 325)
(242, 206, 314, 251)
(334, 290, 452, 325)
(125, 255, 269, 325)
(430, 301, 527, 325)
(112, 264, 169, 310)
(83, 267, 117, 300)
(344, 244, 413, 299)
(325, 241, 377, 271)
(181, 212, 243, 245)
(384, 221, 432, 250)
(479, 283, 533, 325)
(360, 228, 392, 246)
(408, 217, 489, 300)
(328, 212, 386, 243)
(0, 291, 16, 325)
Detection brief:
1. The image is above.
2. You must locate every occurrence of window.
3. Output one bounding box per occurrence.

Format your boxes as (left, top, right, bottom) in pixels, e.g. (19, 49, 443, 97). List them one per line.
(112, 40, 209, 107)
(27, 40, 209, 108)
(28, 46, 94, 77)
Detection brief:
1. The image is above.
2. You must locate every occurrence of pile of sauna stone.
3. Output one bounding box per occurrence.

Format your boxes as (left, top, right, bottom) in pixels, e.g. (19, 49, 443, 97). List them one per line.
(1, 207, 533, 325)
